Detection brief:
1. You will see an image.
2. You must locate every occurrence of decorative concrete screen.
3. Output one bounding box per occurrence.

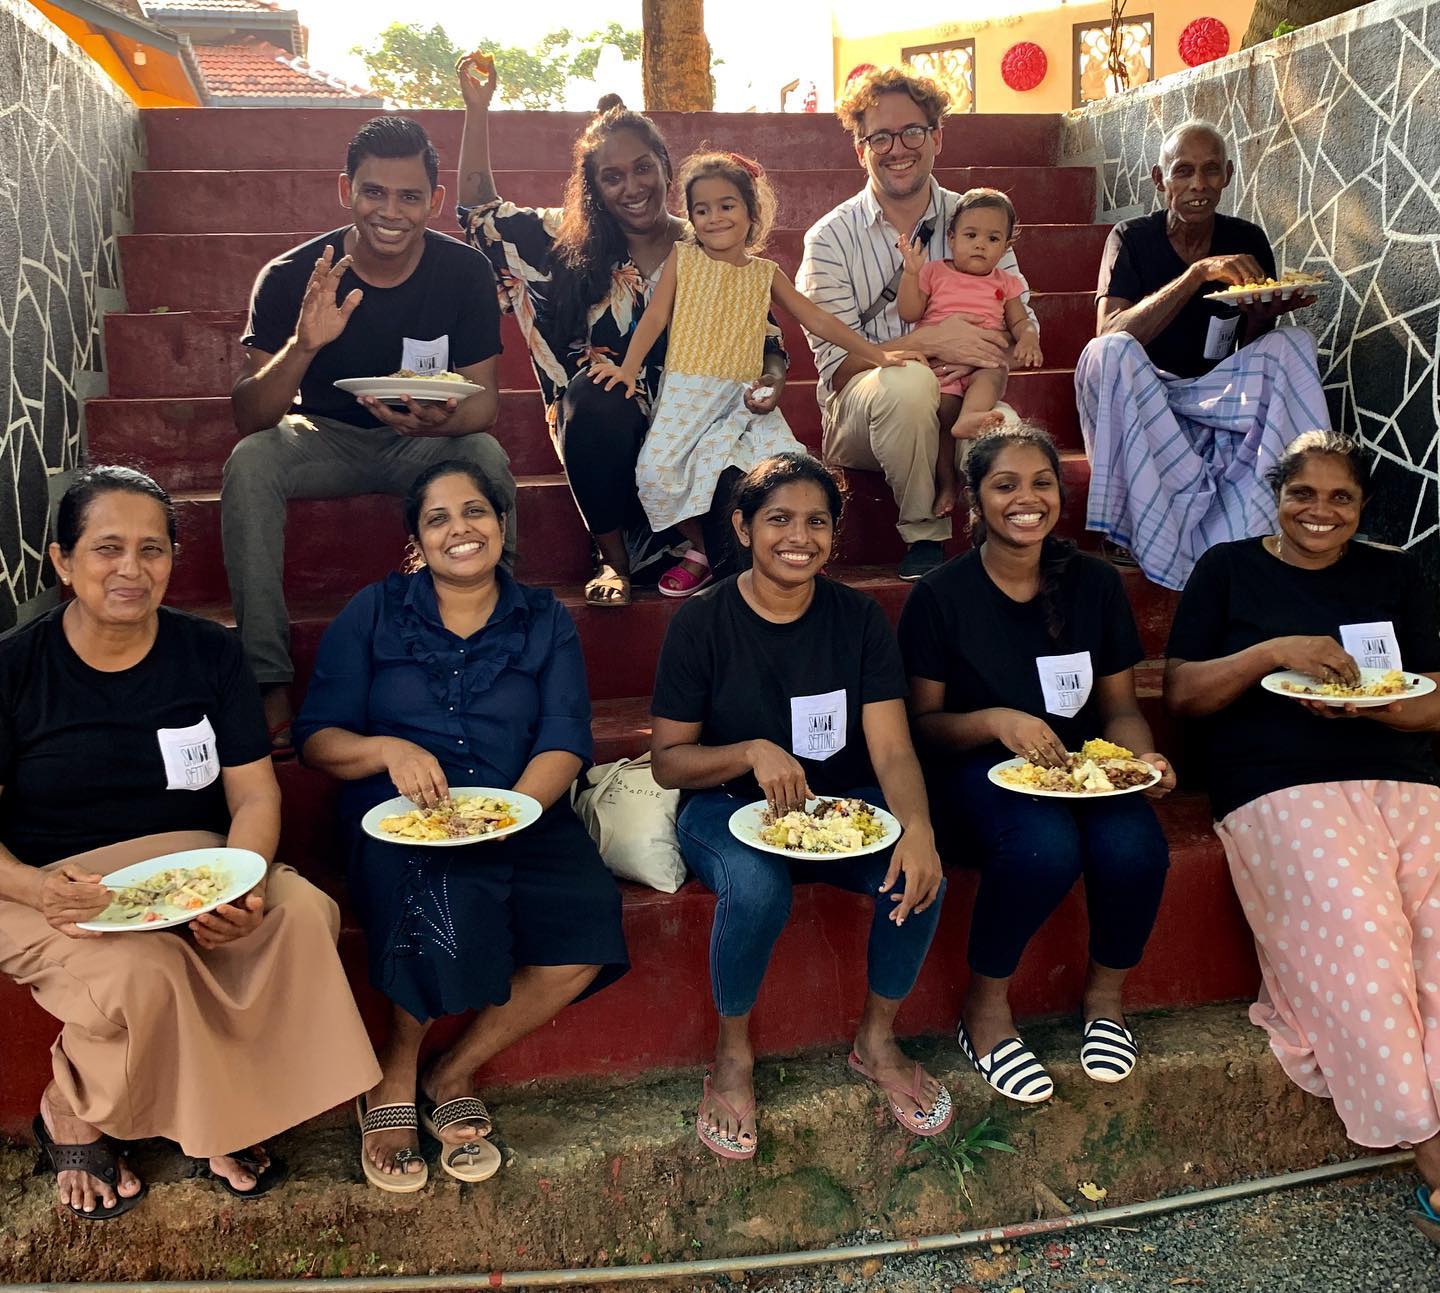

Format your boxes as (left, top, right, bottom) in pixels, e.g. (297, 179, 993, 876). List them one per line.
(1063, 0, 1440, 583)
(0, 0, 142, 631)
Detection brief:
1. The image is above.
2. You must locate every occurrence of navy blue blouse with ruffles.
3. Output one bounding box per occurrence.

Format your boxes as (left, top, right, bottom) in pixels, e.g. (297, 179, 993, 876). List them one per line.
(293, 568, 592, 816)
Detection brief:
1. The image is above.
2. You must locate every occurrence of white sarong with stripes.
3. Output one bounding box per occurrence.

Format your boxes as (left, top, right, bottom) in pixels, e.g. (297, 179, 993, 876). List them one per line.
(1075, 327, 1330, 591)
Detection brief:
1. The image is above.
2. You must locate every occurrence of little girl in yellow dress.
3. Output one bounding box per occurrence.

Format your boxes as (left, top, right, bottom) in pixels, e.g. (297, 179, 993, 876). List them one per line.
(589, 152, 913, 597)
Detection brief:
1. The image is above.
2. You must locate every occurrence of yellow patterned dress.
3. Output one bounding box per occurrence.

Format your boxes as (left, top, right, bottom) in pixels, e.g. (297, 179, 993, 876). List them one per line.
(635, 242, 804, 531)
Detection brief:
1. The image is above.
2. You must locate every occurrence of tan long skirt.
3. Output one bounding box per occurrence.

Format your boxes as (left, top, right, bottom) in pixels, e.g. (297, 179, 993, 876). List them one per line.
(0, 832, 381, 1157)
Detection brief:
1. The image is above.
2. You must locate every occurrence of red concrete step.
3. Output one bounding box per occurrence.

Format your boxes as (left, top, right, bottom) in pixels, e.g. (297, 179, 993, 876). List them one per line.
(103, 293, 1096, 401)
(142, 108, 1064, 174)
(132, 166, 1098, 236)
(85, 370, 1085, 493)
(0, 785, 1254, 1136)
(118, 225, 1111, 313)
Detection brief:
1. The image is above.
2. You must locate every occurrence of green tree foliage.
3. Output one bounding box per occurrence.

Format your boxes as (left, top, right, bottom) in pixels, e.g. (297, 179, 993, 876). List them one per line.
(352, 22, 642, 110)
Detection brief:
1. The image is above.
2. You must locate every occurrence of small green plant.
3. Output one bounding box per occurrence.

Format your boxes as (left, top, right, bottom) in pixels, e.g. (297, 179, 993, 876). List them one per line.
(1272, 21, 1298, 38)
(909, 1116, 1017, 1204)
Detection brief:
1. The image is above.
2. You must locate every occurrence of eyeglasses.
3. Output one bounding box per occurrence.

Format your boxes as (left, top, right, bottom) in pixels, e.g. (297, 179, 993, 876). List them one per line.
(861, 125, 936, 155)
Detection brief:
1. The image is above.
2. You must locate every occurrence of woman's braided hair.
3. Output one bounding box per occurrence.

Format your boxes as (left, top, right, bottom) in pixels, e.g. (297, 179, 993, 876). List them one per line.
(965, 424, 1074, 641)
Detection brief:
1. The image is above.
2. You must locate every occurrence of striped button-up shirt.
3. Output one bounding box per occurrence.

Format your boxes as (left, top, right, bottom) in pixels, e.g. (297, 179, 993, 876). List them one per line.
(797, 177, 1035, 405)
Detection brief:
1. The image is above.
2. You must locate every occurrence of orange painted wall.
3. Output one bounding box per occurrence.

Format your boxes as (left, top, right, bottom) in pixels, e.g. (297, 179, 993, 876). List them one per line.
(835, 1, 1256, 113)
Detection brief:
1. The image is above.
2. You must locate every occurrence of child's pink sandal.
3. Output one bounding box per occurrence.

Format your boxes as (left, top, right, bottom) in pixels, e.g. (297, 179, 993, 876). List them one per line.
(658, 547, 713, 598)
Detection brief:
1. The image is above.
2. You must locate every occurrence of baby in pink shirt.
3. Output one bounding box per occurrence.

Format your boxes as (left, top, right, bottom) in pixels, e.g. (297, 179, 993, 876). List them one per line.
(897, 188, 1043, 517)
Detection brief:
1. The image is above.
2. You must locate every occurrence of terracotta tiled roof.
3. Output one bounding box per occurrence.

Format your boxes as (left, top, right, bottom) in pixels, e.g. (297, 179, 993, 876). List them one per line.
(146, 0, 282, 11)
(191, 38, 377, 100)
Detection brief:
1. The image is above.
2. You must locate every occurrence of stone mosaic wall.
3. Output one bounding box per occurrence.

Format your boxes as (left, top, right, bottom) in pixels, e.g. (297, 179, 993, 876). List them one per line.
(0, 0, 142, 630)
(1062, 0, 1440, 582)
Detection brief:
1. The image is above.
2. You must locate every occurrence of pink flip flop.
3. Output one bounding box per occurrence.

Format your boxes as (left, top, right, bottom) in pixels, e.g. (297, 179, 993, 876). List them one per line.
(847, 1052, 954, 1137)
(658, 547, 714, 598)
(695, 1073, 756, 1161)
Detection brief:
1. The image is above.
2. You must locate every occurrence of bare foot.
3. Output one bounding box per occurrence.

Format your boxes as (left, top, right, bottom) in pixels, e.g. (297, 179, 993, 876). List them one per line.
(962, 1001, 1021, 1061)
(421, 1059, 490, 1146)
(954, 409, 1007, 439)
(361, 1073, 425, 1178)
(41, 1086, 143, 1215)
(700, 1050, 756, 1149)
(1082, 986, 1127, 1028)
(852, 1033, 943, 1124)
(934, 480, 957, 518)
(207, 1145, 270, 1193)
(262, 685, 293, 751)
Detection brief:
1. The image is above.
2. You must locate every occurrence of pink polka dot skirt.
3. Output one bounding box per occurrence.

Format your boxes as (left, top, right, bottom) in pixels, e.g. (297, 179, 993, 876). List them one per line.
(1216, 779, 1440, 1149)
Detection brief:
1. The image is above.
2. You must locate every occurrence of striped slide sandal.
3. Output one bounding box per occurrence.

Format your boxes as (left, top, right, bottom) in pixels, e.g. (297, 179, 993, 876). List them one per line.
(1080, 1017, 1139, 1083)
(958, 1020, 1054, 1104)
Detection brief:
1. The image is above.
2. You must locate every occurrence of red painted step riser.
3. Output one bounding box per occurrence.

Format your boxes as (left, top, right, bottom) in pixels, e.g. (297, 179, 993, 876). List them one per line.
(104, 295, 1097, 400)
(132, 167, 1097, 237)
(118, 225, 1111, 313)
(142, 109, 1063, 174)
(86, 372, 1084, 493)
(0, 814, 1257, 1138)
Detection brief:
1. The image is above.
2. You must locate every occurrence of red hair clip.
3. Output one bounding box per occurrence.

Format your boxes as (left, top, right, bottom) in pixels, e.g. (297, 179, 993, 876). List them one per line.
(727, 152, 765, 179)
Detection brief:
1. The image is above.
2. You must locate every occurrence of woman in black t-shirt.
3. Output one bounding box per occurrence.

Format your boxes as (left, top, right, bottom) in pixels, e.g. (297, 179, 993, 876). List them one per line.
(651, 455, 947, 1161)
(0, 468, 378, 1220)
(898, 426, 1174, 1104)
(1165, 432, 1440, 1220)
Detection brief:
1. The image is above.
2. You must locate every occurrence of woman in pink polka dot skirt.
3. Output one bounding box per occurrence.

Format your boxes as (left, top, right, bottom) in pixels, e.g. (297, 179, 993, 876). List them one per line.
(1165, 431, 1440, 1221)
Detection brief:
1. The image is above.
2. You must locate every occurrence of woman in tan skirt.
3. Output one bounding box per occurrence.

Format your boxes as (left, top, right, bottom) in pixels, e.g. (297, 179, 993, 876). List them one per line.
(0, 466, 381, 1219)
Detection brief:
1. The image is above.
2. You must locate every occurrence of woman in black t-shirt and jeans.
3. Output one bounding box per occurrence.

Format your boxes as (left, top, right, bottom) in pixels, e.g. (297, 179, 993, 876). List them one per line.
(651, 455, 947, 1161)
(1165, 431, 1440, 1224)
(898, 426, 1175, 1104)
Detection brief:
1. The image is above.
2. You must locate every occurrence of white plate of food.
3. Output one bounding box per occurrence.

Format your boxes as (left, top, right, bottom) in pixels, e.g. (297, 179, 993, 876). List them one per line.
(77, 847, 268, 932)
(989, 739, 1161, 799)
(1261, 667, 1436, 708)
(334, 373, 484, 404)
(1204, 271, 1327, 306)
(361, 788, 542, 847)
(728, 796, 902, 858)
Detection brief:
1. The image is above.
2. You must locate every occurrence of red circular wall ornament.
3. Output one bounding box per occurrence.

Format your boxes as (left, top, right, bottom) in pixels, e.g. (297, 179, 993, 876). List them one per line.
(1178, 17, 1230, 66)
(844, 63, 877, 88)
(1001, 42, 1048, 92)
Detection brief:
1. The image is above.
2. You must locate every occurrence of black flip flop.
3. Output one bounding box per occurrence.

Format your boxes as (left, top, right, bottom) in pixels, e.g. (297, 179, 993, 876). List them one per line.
(32, 1115, 147, 1221)
(191, 1148, 290, 1199)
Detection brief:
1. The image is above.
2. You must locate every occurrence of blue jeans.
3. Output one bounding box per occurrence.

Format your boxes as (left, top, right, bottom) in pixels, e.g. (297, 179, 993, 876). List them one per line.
(676, 787, 946, 1017)
(937, 753, 1169, 979)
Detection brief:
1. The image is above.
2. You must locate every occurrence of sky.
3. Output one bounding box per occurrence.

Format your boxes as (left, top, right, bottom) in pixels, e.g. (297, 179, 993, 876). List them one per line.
(302, 0, 822, 110)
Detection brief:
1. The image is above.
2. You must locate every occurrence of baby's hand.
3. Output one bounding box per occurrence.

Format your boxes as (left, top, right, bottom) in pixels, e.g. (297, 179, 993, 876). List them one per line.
(589, 360, 636, 397)
(1013, 333, 1044, 369)
(896, 234, 927, 276)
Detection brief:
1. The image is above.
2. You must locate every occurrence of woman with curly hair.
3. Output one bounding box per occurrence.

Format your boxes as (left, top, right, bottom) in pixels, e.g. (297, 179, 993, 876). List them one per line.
(455, 58, 789, 606)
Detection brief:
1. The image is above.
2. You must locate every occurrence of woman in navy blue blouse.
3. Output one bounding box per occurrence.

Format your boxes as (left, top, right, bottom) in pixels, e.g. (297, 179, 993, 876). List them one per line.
(294, 461, 627, 1192)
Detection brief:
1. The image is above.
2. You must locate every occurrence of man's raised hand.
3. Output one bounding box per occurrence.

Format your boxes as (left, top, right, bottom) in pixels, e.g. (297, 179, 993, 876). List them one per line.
(295, 245, 363, 353)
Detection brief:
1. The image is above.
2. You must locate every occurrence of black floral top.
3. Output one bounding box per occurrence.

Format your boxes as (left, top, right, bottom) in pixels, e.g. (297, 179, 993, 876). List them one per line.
(460, 200, 787, 441)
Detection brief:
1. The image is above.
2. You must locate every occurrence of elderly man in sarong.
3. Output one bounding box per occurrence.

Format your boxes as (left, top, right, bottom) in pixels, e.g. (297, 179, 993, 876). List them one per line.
(1075, 120, 1329, 590)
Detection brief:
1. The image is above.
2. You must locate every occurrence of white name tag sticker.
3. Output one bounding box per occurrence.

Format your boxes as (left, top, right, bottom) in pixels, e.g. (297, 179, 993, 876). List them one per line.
(400, 335, 450, 374)
(1203, 314, 1239, 360)
(791, 689, 847, 762)
(1036, 651, 1094, 718)
(156, 715, 220, 791)
(1339, 620, 1402, 671)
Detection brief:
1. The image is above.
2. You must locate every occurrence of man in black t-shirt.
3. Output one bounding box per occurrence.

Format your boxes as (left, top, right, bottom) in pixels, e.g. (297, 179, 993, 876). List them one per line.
(1073, 121, 1331, 593)
(223, 116, 516, 749)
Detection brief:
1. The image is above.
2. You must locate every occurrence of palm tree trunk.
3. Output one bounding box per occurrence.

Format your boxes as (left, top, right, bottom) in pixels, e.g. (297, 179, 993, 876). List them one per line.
(642, 0, 712, 110)
(1242, 0, 1368, 47)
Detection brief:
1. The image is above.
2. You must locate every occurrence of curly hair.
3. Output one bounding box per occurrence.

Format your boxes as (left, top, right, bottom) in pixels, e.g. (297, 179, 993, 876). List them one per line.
(677, 151, 776, 254)
(550, 98, 674, 347)
(835, 66, 950, 140)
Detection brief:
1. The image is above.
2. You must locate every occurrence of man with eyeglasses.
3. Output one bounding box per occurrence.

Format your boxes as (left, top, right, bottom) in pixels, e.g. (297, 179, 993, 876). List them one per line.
(798, 67, 1035, 581)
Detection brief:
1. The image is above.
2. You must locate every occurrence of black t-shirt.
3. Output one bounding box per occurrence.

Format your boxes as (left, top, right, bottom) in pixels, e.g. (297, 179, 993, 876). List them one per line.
(1096, 211, 1275, 378)
(1165, 538, 1440, 820)
(897, 548, 1145, 760)
(650, 576, 908, 800)
(0, 606, 271, 866)
(241, 227, 502, 430)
